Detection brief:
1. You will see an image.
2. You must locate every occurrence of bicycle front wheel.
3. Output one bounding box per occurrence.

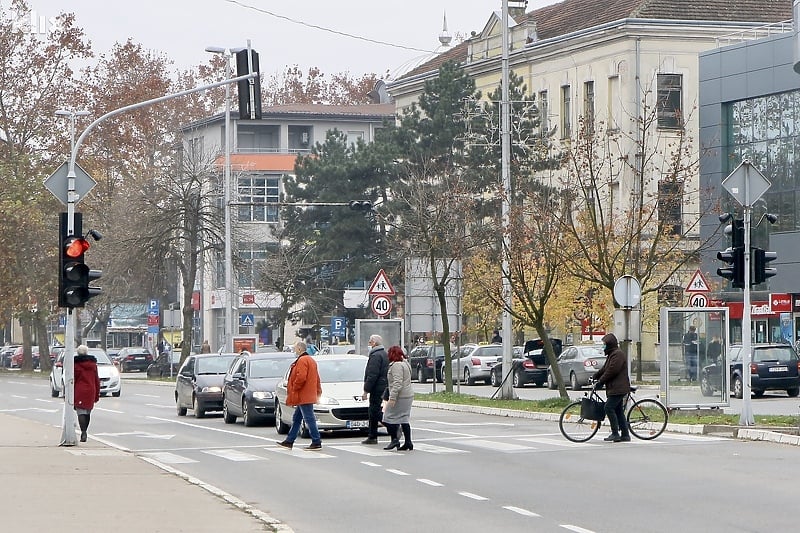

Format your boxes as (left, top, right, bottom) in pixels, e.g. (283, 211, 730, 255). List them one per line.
(627, 398, 668, 440)
(559, 400, 601, 443)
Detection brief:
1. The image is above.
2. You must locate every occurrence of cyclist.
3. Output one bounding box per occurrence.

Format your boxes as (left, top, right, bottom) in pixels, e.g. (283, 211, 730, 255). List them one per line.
(593, 333, 631, 442)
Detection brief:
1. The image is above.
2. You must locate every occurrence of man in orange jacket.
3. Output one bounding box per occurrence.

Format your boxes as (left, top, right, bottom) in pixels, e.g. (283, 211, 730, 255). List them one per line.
(277, 341, 323, 450)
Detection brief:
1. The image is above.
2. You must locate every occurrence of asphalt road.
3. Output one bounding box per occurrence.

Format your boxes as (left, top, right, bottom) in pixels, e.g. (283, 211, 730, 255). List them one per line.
(1, 374, 798, 533)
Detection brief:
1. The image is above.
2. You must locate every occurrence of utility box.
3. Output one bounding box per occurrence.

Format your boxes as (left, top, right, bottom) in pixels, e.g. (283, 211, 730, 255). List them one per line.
(355, 319, 403, 355)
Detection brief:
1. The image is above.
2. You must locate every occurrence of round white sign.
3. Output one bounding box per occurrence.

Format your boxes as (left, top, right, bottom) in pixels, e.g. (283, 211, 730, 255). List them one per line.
(371, 295, 392, 316)
(689, 293, 708, 308)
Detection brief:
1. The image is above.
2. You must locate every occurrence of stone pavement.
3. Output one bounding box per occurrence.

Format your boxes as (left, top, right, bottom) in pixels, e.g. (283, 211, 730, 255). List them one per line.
(0, 412, 291, 532)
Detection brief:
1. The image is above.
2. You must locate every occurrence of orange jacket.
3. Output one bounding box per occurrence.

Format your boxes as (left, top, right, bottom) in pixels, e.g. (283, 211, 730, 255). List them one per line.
(286, 353, 322, 406)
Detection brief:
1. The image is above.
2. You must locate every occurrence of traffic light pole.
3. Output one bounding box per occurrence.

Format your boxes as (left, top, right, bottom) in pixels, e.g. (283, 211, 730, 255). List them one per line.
(56, 73, 256, 445)
(740, 204, 755, 426)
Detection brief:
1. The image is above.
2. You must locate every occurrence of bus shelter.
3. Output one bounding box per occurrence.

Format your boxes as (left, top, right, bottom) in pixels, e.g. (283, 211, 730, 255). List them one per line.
(659, 307, 730, 409)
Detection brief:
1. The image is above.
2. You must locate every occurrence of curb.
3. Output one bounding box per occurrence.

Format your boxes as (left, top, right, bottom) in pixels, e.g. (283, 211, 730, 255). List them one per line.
(414, 400, 799, 445)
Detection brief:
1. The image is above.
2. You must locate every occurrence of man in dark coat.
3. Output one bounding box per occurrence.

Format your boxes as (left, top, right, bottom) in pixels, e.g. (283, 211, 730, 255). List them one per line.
(361, 334, 388, 444)
(593, 333, 631, 442)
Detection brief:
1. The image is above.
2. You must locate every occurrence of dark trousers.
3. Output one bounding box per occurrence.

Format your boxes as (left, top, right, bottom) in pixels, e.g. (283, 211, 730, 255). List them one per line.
(367, 391, 383, 438)
(604, 393, 629, 436)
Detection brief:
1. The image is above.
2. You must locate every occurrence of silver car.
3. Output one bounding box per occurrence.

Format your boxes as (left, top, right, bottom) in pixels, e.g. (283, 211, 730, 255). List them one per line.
(274, 354, 369, 436)
(548, 344, 606, 391)
(450, 344, 501, 385)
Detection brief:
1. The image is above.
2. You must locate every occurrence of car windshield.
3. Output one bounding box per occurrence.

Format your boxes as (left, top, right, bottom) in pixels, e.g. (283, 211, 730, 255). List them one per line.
(87, 350, 112, 365)
(579, 347, 605, 358)
(316, 358, 366, 382)
(250, 358, 293, 379)
(753, 347, 797, 363)
(196, 356, 237, 374)
(475, 346, 503, 357)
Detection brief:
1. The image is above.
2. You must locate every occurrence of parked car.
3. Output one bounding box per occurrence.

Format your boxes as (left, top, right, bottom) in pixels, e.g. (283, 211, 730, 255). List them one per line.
(50, 348, 121, 398)
(222, 352, 295, 426)
(490, 338, 563, 388)
(175, 353, 238, 418)
(449, 344, 502, 385)
(547, 344, 606, 390)
(116, 347, 154, 373)
(146, 351, 182, 378)
(318, 344, 356, 355)
(407, 344, 448, 383)
(2, 345, 20, 368)
(11, 346, 40, 369)
(275, 354, 369, 436)
(700, 343, 800, 399)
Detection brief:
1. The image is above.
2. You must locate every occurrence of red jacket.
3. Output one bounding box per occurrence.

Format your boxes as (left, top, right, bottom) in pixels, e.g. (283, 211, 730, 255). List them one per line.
(286, 353, 322, 406)
(74, 355, 100, 409)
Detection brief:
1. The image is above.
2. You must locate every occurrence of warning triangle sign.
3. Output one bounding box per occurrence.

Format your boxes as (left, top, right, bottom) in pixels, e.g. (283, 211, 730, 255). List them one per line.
(368, 269, 395, 295)
(685, 270, 711, 293)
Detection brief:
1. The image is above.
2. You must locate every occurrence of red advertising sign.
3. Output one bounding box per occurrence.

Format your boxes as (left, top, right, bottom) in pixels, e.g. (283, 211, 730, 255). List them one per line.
(147, 314, 159, 326)
(770, 293, 791, 313)
(191, 291, 200, 311)
(242, 294, 255, 305)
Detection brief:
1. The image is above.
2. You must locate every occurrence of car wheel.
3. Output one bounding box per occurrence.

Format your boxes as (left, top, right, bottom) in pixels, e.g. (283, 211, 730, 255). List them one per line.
(193, 395, 205, 418)
(112, 390, 121, 397)
(417, 365, 427, 384)
(120, 362, 126, 373)
(275, 402, 290, 434)
(787, 387, 799, 397)
(752, 389, 764, 398)
(548, 371, 557, 390)
(223, 402, 236, 424)
(570, 372, 581, 391)
(243, 401, 256, 427)
(176, 396, 187, 417)
(490, 369, 500, 387)
(700, 375, 714, 397)
(464, 368, 475, 386)
(512, 371, 522, 388)
(51, 382, 59, 398)
(732, 375, 743, 399)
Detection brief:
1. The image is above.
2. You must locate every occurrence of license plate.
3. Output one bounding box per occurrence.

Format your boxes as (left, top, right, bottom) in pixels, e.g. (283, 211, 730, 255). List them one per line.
(135, 356, 145, 360)
(768, 366, 788, 373)
(346, 420, 369, 428)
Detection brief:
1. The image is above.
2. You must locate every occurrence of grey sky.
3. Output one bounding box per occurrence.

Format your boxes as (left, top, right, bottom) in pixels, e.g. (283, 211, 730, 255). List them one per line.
(19, 0, 559, 78)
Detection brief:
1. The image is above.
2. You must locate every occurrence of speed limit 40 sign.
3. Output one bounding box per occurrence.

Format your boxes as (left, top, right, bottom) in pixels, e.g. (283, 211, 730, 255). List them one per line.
(688, 293, 708, 307)
(371, 295, 392, 316)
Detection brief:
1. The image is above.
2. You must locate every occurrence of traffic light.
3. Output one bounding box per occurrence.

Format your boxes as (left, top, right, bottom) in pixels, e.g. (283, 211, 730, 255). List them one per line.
(58, 212, 102, 308)
(717, 247, 744, 289)
(725, 217, 745, 248)
(348, 200, 373, 211)
(235, 48, 261, 120)
(752, 247, 777, 284)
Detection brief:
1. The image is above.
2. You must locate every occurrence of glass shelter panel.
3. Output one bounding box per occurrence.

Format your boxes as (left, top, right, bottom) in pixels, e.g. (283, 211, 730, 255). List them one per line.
(659, 307, 729, 409)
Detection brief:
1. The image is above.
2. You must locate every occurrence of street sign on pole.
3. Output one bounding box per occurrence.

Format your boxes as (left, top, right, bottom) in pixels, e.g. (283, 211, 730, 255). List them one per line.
(44, 161, 96, 206)
(371, 295, 392, 316)
(722, 158, 771, 207)
(368, 269, 395, 295)
(685, 270, 711, 293)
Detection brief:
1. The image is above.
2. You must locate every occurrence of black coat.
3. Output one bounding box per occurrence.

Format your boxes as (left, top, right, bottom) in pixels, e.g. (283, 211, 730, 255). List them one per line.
(593, 333, 631, 396)
(363, 345, 388, 394)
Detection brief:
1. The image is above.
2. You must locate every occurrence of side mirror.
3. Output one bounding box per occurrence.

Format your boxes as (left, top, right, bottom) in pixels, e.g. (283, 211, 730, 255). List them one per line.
(232, 372, 245, 380)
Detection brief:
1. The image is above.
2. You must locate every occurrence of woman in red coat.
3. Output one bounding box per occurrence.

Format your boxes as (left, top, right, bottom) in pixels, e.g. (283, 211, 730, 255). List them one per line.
(74, 345, 100, 442)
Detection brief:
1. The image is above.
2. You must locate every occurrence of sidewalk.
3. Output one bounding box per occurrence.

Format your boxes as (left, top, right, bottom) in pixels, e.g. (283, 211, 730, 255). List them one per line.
(0, 412, 290, 532)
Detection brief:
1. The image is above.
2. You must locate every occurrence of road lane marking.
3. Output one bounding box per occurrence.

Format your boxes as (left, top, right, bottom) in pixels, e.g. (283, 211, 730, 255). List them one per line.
(94, 406, 124, 414)
(516, 437, 600, 448)
(0, 407, 58, 413)
(147, 416, 278, 441)
(410, 442, 468, 454)
(135, 394, 160, 398)
(264, 447, 334, 459)
(386, 468, 409, 476)
(412, 427, 477, 437)
(418, 419, 515, 427)
(141, 452, 198, 464)
(203, 449, 265, 461)
(458, 491, 489, 501)
(327, 444, 396, 456)
(145, 403, 174, 409)
(454, 439, 535, 452)
(503, 506, 540, 517)
(560, 525, 596, 533)
(361, 461, 381, 467)
(417, 479, 443, 487)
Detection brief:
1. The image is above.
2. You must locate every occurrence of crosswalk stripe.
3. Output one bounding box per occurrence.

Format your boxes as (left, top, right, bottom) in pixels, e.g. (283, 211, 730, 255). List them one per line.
(326, 445, 396, 457)
(454, 439, 535, 452)
(515, 437, 600, 448)
(142, 452, 197, 464)
(264, 446, 334, 459)
(202, 449, 265, 461)
(412, 442, 469, 454)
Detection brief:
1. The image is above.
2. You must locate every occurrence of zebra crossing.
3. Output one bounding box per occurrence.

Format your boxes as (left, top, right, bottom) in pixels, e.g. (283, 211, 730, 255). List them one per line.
(139, 432, 726, 465)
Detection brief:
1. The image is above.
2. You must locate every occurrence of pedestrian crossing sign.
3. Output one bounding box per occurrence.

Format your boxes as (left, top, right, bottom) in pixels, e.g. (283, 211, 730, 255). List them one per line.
(368, 269, 395, 295)
(685, 270, 710, 293)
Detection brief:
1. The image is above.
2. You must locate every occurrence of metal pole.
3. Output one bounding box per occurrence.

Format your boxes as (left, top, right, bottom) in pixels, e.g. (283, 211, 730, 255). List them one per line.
(499, 0, 515, 400)
(740, 169, 754, 425)
(223, 52, 235, 353)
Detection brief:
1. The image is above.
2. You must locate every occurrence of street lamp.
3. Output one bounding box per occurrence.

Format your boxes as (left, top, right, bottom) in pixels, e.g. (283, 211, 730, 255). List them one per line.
(205, 46, 239, 352)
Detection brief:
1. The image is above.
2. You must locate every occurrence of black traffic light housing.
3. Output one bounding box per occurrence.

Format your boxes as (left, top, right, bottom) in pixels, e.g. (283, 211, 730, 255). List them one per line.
(235, 49, 262, 120)
(752, 247, 777, 284)
(717, 246, 745, 289)
(348, 200, 373, 212)
(58, 212, 103, 308)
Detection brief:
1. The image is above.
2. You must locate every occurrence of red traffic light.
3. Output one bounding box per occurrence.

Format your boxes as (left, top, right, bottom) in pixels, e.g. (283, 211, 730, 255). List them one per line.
(64, 237, 90, 258)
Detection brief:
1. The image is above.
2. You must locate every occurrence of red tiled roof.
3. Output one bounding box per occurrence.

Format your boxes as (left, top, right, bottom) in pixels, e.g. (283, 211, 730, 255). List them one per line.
(216, 153, 297, 172)
(260, 103, 395, 117)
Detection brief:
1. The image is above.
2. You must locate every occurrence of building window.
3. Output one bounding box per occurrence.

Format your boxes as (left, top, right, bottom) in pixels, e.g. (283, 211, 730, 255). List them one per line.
(238, 242, 271, 289)
(607, 75, 620, 131)
(538, 90, 548, 137)
(288, 125, 313, 153)
(237, 124, 280, 152)
(658, 180, 683, 236)
(657, 74, 682, 129)
(238, 174, 280, 222)
(583, 81, 595, 135)
(346, 130, 364, 146)
(560, 85, 571, 139)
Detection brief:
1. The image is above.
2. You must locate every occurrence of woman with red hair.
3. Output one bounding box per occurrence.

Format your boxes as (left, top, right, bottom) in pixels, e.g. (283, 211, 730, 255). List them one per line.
(382, 345, 414, 450)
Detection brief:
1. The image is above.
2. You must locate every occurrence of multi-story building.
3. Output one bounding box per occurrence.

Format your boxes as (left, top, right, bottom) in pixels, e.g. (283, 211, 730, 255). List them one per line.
(387, 0, 791, 357)
(182, 103, 394, 351)
(699, 22, 800, 344)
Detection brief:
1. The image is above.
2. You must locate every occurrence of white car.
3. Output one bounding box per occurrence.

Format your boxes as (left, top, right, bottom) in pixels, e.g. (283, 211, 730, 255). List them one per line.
(274, 354, 369, 436)
(50, 348, 121, 398)
(448, 344, 502, 385)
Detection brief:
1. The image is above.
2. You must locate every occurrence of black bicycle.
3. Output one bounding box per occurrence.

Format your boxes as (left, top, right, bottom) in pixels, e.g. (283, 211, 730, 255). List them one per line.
(558, 385, 668, 443)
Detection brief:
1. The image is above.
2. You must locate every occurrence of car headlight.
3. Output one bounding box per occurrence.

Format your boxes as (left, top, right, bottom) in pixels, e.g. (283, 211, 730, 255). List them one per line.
(316, 396, 339, 405)
(109, 368, 120, 378)
(252, 391, 273, 400)
(200, 386, 222, 393)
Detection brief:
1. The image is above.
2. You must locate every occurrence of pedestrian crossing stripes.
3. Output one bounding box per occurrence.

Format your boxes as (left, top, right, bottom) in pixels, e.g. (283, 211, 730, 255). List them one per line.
(202, 449, 264, 461)
(454, 439, 535, 452)
(143, 451, 198, 464)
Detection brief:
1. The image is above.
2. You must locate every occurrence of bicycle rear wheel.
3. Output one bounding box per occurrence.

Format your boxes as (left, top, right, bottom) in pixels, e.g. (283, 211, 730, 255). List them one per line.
(626, 398, 668, 440)
(559, 400, 601, 443)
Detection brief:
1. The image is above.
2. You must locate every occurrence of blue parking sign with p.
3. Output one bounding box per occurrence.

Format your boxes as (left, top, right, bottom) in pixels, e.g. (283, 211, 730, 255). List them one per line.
(331, 317, 347, 338)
